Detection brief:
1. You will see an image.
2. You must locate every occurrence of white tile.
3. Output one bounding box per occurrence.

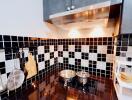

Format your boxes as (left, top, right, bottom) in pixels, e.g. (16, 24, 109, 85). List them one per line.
(127, 46, 132, 53)
(97, 46, 107, 54)
(97, 61, 106, 70)
(69, 45, 75, 52)
(0, 49, 5, 62)
(69, 58, 75, 65)
(50, 45, 54, 52)
(75, 52, 81, 59)
(38, 61, 45, 71)
(81, 45, 89, 53)
(126, 52, 132, 58)
(106, 54, 114, 63)
(38, 46, 44, 54)
(58, 45, 63, 51)
(14, 59, 20, 69)
(58, 57, 63, 63)
(36, 55, 38, 63)
(89, 53, 97, 61)
(81, 59, 89, 67)
(5, 59, 20, 73)
(1, 74, 7, 87)
(44, 53, 50, 61)
(116, 56, 126, 61)
(23, 48, 29, 57)
(50, 58, 54, 66)
(54, 51, 58, 57)
(63, 51, 68, 58)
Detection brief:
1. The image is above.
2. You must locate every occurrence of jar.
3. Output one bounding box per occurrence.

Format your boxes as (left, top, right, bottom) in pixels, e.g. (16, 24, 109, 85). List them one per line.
(0, 73, 6, 92)
(126, 65, 132, 75)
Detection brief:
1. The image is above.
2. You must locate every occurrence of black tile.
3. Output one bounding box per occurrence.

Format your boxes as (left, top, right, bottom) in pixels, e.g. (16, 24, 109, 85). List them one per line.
(122, 41, 128, 46)
(106, 71, 110, 75)
(0, 35, 3, 41)
(45, 60, 50, 68)
(38, 58, 41, 62)
(12, 42, 18, 48)
(127, 57, 132, 62)
(4, 42, 11, 48)
(116, 47, 120, 51)
(54, 57, 58, 64)
(38, 54, 41, 58)
(19, 42, 24, 48)
(11, 36, 18, 41)
(0, 68, 5, 74)
(3, 35, 11, 41)
(63, 58, 68, 64)
(103, 41, 107, 45)
(75, 59, 81, 66)
(41, 57, 44, 62)
(0, 42, 3, 49)
(129, 40, 132, 46)
(29, 41, 34, 47)
(5, 48, 12, 54)
(63, 45, 68, 51)
(69, 52, 74, 58)
(81, 53, 89, 60)
(58, 51, 63, 57)
(103, 37, 107, 41)
(101, 73, 105, 77)
(24, 42, 29, 47)
(122, 34, 129, 41)
(0, 62, 5, 69)
(24, 37, 29, 41)
(12, 47, 19, 53)
(18, 37, 23, 41)
(121, 46, 127, 51)
(75, 45, 81, 52)
(54, 45, 57, 51)
(50, 52, 54, 59)
(106, 66, 111, 70)
(101, 70, 105, 74)
(44, 46, 49, 53)
(5, 54, 12, 60)
(108, 37, 112, 41)
(97, 54, 106, 62)
(116, 52, 120, 56)
(89, 46, 97, 53)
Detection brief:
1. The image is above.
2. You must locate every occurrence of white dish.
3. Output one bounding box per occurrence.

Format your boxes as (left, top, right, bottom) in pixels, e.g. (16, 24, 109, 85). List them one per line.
(7, 69, 25, 91)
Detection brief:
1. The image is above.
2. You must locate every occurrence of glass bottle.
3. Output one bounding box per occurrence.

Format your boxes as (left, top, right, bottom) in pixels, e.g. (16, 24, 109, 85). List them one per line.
(0, 72, 6, 92)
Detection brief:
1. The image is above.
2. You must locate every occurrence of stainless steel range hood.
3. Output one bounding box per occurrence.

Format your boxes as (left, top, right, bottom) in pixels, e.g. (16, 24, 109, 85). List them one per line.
(48, 1, 121, 30)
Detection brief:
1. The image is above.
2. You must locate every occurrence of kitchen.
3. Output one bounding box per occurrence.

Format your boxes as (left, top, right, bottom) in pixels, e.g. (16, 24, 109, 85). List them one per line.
(0, 0, 132, 100)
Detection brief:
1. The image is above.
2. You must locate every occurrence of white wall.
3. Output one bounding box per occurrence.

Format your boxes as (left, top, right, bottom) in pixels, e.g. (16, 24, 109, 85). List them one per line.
(0, 0, 115, 38)
(0, 0, 51, 37)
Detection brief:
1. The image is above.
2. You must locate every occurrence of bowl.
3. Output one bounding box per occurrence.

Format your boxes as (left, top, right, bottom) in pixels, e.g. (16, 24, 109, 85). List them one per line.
(60, 70, 76, 86)
(76, 71, 90, 85)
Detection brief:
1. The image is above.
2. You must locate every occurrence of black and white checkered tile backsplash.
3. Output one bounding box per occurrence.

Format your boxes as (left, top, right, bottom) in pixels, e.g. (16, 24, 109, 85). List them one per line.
(0, 35, 115, 99)
(58, 37, 114, 78)
(116, 34, 132, 61)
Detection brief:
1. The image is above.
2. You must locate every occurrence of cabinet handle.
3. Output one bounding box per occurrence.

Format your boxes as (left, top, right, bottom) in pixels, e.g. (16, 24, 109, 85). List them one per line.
(71, 5, 75, 10)
(67, 6, 71, 11)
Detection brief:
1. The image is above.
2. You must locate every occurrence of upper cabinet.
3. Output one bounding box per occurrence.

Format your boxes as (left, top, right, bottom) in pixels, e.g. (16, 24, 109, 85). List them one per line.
(43, 0, 71, 20)
(121, 0, 132, 34)
(72, 0, 108, 8)
(43, 0, 122, 21)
